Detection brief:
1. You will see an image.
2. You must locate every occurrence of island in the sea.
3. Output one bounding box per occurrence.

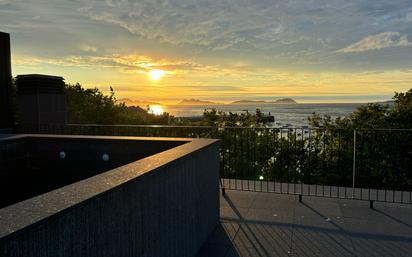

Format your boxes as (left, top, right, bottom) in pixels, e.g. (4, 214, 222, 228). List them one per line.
(127, 105, 147, 114)
(230, 98, 297, 105)
(178, 99, 222, 105)
(119, 98, 162, 106)
(122, 98, 297, 106)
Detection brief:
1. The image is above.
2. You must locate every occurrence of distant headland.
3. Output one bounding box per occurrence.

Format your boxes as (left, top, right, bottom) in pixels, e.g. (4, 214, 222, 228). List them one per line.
(178, 98, 297, 105)
(229, 98, 297, 105)
(178, 99, 222, 105)
(118, 98, 161, 106)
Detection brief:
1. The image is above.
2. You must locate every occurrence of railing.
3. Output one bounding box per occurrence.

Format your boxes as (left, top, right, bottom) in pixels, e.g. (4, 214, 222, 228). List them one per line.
(16, 124, 412, 204)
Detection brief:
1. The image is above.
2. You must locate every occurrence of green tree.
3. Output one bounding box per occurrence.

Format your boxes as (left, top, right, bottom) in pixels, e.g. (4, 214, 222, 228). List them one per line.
(308, 88, 412, 190)
(65, 83, 169, 125)
(200, 108, 269, 127)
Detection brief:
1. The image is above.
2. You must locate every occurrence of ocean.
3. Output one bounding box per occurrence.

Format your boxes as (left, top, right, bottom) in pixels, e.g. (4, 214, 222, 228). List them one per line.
(160, 103, 363, 127)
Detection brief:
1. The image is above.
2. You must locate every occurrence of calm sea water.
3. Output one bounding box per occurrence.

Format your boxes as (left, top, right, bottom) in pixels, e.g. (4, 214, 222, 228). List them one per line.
(161, 103, 362, 127)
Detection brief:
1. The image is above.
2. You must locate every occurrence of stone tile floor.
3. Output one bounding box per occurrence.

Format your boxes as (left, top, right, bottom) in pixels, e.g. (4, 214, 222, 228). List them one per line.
(196, 190, 412, 257)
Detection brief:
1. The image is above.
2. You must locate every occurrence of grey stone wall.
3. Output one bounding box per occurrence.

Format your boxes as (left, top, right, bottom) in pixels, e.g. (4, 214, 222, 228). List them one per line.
(0, 137, 219, 257)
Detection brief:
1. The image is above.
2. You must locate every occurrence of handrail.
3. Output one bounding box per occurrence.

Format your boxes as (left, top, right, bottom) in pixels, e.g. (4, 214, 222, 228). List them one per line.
(64, 123, 412, 131)
(14, 122, 412, 204)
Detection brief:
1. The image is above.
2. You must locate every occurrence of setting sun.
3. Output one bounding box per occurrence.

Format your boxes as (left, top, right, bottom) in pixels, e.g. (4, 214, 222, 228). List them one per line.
(149, 69, 165, 81)
(149, 105, 164, 115)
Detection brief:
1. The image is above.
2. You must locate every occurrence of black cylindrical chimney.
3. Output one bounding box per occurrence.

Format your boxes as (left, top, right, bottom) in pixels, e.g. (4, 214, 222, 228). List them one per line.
(0, 31, 14, 130)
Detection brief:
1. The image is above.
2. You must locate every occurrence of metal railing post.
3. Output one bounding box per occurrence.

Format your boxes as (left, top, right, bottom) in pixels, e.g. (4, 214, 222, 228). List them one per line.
(220, 178, 226, 195)
(352, 129, 356, 199)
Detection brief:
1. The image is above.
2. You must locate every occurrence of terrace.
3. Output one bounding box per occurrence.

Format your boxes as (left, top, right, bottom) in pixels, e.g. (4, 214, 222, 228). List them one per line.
(197, 190, 412, 257)
(2, 124, 411, 256)
(1, 31, 411, 257)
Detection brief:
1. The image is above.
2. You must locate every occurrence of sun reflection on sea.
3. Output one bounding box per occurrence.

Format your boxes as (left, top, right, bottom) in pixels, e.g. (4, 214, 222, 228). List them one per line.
(148, 105, 164, 115)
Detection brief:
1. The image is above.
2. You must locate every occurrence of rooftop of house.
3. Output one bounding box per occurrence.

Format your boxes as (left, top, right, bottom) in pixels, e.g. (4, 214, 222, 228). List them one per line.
(196, 190, 412, 257)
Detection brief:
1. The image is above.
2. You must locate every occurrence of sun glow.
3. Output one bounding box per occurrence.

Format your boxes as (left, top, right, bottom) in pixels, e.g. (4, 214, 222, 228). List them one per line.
(149, 69, 165, 81)
(149, 105, 164, 115)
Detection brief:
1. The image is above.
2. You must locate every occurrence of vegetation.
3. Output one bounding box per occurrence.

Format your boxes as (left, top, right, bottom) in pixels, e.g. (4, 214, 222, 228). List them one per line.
(309, 89, 412, 129)
(11, 77, 412, 191)
(172, 108, 269, 127)
(65, 83, 169, 125)
(306, 89, 412, 190)
(69, 89, 412, 191)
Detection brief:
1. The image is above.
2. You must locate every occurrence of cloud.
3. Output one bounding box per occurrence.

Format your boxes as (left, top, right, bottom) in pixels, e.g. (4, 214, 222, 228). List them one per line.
(337, 32, 411, 53)
(3, 0, 412, 74)
(78, 0, 300, 50)
(405, 10, 412, 22)
(73, 0, 412, 71)
(80, 45, 98, 53)
(0, 0, 13, 4)
(12, 52, 213, 75)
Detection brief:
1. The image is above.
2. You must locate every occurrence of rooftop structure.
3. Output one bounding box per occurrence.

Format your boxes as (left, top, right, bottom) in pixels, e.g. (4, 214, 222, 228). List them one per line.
(16, 74, 66, 133)
(0, 32, 13, 130)
(0, 135, 220, 257)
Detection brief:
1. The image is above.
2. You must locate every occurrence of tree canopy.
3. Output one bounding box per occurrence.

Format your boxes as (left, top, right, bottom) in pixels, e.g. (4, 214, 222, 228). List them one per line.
(309, 88, 412, 129)
(65, 83, 169, 125)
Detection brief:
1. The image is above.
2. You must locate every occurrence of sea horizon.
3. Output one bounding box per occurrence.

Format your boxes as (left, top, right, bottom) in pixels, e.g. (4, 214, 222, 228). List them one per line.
(119, 96, 394, 107)
(143, 102, 369, 127)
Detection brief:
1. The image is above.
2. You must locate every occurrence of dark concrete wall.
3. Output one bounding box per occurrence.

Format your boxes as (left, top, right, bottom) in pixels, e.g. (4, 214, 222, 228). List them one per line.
(0, 137, 187, 208)
(0, 138, 220, 257)
(0, 32, 13, 129)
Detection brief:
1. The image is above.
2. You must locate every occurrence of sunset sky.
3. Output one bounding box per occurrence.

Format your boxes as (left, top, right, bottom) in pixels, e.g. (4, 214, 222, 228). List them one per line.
(1, 0, 412, 104)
